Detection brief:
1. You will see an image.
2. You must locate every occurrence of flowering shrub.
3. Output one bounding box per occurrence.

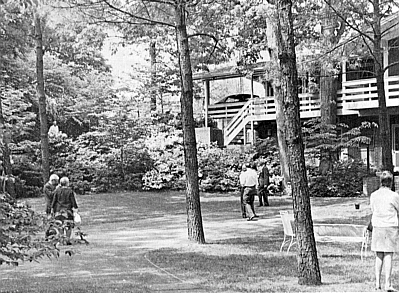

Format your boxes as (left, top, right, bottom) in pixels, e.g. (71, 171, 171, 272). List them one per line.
(142, 134, 283, 193)
(142, 130, 186, 190)
(50, 133, 153, 193)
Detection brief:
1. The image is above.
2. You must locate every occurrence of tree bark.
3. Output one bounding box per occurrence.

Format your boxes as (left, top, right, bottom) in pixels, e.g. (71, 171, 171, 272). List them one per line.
(174, 1, 205, 244)
(0, 94, 15, 197)
(35, 14, 50, 183)
(0, 101, 12, 176)
(373, 0, 393, 173)
(149, 41, 157, 113)
(275, 93, 291, 190)
(271, 0, 321, 285)
(319, 0, 339, 172)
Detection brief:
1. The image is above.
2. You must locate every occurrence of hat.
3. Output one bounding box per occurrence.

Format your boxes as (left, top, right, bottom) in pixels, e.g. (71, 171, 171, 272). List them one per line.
(49, 174, 59, 181)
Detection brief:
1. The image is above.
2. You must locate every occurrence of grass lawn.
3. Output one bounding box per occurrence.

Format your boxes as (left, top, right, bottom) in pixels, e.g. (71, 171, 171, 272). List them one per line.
(0, 191, 384, 292)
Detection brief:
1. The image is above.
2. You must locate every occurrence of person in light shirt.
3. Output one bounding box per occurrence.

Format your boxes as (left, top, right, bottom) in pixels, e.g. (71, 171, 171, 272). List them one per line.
(239, 162, 259, 221)
(239, 164, 247, 218)
(370, 170, 399, 292)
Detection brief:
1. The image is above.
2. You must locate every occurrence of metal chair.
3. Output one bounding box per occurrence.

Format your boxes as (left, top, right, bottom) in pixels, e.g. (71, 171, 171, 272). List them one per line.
(279, 211, 296, 253)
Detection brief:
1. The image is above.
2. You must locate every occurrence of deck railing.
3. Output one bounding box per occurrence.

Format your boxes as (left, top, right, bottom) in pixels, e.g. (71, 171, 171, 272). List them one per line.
(337, 76, 399, 114)
(211, 76, 399, 145)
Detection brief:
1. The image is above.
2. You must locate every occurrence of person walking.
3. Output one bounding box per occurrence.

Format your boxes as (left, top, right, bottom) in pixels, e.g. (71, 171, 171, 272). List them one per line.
(257, 161, 270, 207)
(43, 174, 59, 219)
(239, 164, 247, 218)
(52, 177, 79, 244)
(370, 170, 399, 292)
(240, 162, 258, 221)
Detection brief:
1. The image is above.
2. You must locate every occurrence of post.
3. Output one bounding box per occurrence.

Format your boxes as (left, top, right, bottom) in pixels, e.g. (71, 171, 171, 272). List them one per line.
(204, 80, 210, 127)
(342, 60, 347, 106)
(251, 120, 254, 145)
(382, 39, 389, 100)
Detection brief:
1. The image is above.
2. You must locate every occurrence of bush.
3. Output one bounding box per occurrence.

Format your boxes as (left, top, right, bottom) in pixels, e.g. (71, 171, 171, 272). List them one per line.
(11, 140, 43, 198)
(198, 143, 248, 192)
(49, 133, 153, 193)
(308, 159, 367, 197)
(0, 193, 59, 265)
(142, 133, 284, 193)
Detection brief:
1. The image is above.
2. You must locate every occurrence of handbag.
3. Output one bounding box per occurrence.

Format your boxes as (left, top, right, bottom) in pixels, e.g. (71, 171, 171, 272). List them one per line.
(73, 212, 81, 224)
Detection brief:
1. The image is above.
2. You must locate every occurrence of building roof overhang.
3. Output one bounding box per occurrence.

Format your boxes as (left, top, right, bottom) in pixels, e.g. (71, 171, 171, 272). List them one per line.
(193, 62, 270, 81)
(382, 12, 399, 41)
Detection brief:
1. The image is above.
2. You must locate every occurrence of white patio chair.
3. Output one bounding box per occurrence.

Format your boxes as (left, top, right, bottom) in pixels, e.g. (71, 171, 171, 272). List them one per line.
(279, 210, 296, 253)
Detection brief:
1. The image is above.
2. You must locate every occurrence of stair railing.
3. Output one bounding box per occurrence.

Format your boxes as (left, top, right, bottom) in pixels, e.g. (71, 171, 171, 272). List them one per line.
(224, 99, 254, 145)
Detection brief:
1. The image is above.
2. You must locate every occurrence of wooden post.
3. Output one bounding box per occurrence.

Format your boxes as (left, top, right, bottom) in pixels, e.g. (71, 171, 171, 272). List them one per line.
(382, 39, 389, 98)
(204, 80, 210, 127)
(251, 74, 254, 145)
(342, 60, 347, 106)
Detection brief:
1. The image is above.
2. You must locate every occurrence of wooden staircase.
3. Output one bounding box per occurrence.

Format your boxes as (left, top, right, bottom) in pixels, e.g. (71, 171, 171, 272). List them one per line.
(213, 95, 320, 146)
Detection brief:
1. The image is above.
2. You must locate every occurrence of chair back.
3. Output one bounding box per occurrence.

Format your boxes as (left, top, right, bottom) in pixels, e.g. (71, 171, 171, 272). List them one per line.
(280, 211, 295, 236)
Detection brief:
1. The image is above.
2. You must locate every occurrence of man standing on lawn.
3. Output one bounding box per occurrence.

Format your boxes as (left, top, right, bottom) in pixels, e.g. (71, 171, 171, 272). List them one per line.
(257, 160, 270, 207)
(239, 164, 247, 218)
(240, 162, 258, 221)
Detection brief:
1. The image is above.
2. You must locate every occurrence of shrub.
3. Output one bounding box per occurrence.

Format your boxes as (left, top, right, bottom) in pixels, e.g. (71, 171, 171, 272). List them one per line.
(142, 134, 284, 193)
(0, 193, 59, 265)
(308, 159, 367, 197)
(49, 133, 153, 193)
(198, 143, 248, 192)
(11, 140, 43, 198)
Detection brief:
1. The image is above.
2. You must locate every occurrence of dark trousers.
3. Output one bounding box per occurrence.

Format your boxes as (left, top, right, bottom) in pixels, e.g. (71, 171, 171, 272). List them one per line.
(258, 187, 269, 206)
(243, 187, 256, 218)
(45, 196, 52, 215)
(240, 187, 246, 217)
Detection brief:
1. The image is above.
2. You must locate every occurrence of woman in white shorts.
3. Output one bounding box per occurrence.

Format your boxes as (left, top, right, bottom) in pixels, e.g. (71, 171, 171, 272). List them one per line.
(370, 170, 399, 292)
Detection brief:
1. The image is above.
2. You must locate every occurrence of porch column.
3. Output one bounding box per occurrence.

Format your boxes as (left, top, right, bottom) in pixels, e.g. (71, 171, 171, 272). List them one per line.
(382, 40, 389, 99)
(204, 79, 210, 127)
(250, 74, 254, 145)
(251, 74, 254, 99)
(342, 60, 347, 107)
(251, 120, 254, 145)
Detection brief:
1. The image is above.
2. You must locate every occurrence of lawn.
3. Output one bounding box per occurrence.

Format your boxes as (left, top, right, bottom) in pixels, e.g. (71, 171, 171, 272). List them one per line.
(0, 191, 383, 292)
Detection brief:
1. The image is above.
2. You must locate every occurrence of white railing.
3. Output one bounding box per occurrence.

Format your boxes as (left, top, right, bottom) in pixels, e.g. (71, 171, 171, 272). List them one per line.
(221, 94, 320, 145)
(212, 76, 399, 145)
(223, 100, 253, 145)
(337, 76, 399, 114)
(207, 101, 247, 120)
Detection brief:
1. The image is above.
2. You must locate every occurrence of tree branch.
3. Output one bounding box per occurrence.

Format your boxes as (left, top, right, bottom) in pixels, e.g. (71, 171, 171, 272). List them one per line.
(99, 0, 175, 28)
(321, 0, 374, 43)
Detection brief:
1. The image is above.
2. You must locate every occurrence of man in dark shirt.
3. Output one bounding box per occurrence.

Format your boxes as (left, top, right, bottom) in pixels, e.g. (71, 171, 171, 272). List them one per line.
(257, 162, 270, 206)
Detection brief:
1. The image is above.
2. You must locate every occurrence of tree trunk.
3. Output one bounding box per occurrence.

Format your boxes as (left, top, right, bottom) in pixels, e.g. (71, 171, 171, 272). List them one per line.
(272, 0, 321, 285)
(0, 94, 15, 197)
(319, 0, 339, 172)
(373, 0, 393, 173)
(174, 1, 205, 244)
(319, 71, 337, 126)
(149, 41, 157, 113)
(275, 93, 291, 190)
(35, 14, 50, 183)
(0, 101, 12, 176)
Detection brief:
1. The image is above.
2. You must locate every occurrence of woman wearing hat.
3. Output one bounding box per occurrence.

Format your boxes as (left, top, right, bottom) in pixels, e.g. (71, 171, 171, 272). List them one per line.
(43, 174, 59, 219)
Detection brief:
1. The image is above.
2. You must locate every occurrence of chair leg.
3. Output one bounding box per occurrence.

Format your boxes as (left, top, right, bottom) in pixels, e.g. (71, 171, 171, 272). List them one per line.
(280, 234, 287, 252)
(287, 236, 295, 253)
(361, 241, 365, 261)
